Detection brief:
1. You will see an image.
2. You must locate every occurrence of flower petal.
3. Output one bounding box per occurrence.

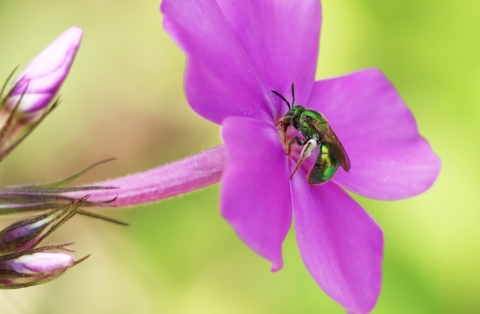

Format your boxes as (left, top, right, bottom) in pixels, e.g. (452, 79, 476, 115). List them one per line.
(161, 0, 274, 124)
(215, 0, 321, 115)
(221, 117, 291, 271)
(291, 178, 383, 314)
(307, 69, 440, 200)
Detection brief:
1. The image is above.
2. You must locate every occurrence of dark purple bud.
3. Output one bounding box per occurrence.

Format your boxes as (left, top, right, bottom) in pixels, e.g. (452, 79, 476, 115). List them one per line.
(0, 197, 85, 254)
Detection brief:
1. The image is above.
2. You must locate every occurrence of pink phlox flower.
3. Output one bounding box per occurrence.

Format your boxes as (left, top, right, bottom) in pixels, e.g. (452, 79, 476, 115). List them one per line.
(64, 1, 439, 312)
(157, 0, 440, 313)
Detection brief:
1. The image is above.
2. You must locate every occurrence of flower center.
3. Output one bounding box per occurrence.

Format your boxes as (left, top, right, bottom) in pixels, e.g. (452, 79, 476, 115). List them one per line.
(275, 119, 304, 162)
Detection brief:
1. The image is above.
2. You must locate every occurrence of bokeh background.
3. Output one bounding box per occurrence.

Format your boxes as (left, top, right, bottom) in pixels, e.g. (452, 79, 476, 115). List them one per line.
(0, 0, 478, 313)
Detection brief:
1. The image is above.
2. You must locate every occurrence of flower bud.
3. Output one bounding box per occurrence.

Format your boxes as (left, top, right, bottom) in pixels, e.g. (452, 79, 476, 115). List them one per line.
(0, 198, 82, 255)
(8, 252, 74, 273)
(5, 26, 83, 119)
(0, 251, 78, 289)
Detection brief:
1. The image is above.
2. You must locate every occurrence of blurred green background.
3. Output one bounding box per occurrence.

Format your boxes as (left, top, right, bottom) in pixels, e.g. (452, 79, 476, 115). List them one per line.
(0, 0, 478, 313)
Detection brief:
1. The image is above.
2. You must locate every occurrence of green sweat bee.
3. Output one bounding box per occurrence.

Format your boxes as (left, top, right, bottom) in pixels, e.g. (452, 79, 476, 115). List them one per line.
(272, 84, 351, 184)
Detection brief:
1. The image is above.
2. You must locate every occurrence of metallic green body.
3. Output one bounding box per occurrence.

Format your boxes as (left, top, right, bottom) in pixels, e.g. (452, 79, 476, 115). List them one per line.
(286, 106, 339, 183)
(296, 108, 339, 183)
(297, 109, 328, 141)
(272, 85, 350, 184)
(309, 143, 339, 184)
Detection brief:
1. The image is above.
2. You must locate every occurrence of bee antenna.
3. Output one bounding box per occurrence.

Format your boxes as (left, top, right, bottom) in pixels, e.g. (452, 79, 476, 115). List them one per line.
(271, 89, 291, 109)
(291, 83, 295, 107)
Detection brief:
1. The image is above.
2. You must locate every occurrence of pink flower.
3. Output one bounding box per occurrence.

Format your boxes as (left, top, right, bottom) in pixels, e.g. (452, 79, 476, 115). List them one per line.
(65, 1, 439, 312)
(156, 0, 440, 313)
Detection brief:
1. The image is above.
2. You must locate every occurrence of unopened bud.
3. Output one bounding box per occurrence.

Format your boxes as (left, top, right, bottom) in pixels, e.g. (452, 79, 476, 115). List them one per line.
(5, 26, 83, 119)
(8, 252, 74, 273)
(0, 251, 80, 289)
(0, 197, 83, 255)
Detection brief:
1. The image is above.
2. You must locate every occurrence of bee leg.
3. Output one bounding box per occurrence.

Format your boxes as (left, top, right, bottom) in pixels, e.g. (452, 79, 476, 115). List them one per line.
(286, 136, 304, 155)
(290, 139, 318, 179)
(282, 123, 289, 143)
(276, 117, 292, 143)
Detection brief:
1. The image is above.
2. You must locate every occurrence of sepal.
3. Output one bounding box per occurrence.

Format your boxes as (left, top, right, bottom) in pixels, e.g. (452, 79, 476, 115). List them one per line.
(0, 159, 127, 226)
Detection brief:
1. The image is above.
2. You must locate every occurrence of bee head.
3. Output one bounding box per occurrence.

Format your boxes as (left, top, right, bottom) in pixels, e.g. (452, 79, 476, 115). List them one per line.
(284, 105, 305, 119)
(271, 84, 305, 127)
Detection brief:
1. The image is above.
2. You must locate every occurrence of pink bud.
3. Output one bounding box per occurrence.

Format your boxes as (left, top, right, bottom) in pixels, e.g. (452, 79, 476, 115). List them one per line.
(6, 26, 83, 116)
(9, 252, 74, 274)
(0, 251, 78, 288)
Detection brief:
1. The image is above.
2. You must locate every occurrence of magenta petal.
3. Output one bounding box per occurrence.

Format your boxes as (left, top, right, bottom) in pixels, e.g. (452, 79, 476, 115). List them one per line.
(161, 0, 274, 124)
(307, 69, 440, 200)
(215, 0, 320, 112)
(221, 117, 291, 271)
(291, 178, 383, 314)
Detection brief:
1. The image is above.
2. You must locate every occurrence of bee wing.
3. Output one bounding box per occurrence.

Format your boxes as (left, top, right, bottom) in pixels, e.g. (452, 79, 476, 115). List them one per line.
(306, 117, 351, 172)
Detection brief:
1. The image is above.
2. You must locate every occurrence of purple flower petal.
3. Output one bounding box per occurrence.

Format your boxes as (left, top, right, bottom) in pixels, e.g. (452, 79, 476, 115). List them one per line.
(221, 117, 291, 271)
(8, 27, 83, 114)
(307, 69, 440, 200)
(291, 177, 383, 314)
(161, 0, 274, 124)
(215, 0, 321, 114)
